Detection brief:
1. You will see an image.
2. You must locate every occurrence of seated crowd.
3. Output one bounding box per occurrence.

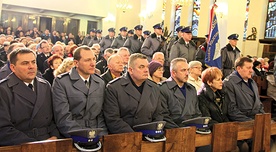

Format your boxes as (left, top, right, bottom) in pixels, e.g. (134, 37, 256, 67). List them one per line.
(0, 25, 275, 152)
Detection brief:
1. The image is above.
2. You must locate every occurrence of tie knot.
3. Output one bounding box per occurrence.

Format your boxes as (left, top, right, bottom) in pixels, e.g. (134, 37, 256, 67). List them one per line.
(85, 80, 90, 89)
(28, 84, 33, 90)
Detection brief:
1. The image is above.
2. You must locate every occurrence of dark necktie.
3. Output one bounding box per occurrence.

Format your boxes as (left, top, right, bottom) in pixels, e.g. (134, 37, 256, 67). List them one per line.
(28, 83, 33, 91)
(157, 37, 161, 42)
(85, 80, 90, 89)
(186, 43, 189, 48)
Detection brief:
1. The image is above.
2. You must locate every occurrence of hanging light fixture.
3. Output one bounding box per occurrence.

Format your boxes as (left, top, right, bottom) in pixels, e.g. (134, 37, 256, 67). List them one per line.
(116, 0, 133, 13)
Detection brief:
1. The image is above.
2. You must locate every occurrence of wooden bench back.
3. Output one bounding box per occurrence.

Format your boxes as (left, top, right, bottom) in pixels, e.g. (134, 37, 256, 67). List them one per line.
(0, 113, 274, 152)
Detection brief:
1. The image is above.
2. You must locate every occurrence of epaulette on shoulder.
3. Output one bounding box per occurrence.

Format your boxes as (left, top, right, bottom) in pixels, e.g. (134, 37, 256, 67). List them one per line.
(0, 77, 8, 84)
(36, 76, 48, 83)
(109, 77, 120, 84)
(94, 73, 103, 80)
(190, 40, 196, 47)
(57, 72, 69, 79)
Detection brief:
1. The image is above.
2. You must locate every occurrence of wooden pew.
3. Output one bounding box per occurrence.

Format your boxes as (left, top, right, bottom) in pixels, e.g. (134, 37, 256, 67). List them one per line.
(253, 76, 273, 113)
(212, 122, 238, 152)
(21, 138, 72, 152)
(1, 113, 275, 152)
(165, 127, 196, 152)
(0, 145, 21, 152)
(102, 132, 142, 152)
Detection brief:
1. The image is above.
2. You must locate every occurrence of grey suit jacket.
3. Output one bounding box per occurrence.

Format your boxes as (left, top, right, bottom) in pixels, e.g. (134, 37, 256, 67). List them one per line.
(0, 74, 59, 146)
(224, 71, 264, 122)
(52, 67, 106, 137)
(159, 77, 202, 129)
(103, 73, 163, 134)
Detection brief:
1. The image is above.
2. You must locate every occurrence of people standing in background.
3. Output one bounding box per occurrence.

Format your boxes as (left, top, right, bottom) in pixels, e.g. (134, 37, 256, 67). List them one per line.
(221, 34, 241, 79)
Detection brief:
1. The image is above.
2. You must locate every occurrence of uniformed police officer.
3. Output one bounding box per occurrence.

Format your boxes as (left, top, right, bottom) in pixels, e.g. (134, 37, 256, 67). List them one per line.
(141, 23, 166, 61)
(99, 28, 115, 54)
(88, 29, 102, 47)
(166, 26, 184, 56)
(195, 34, 208, 70)
(221, 33, 241, 79)
(103, 53, 163, 134)
(111, 27, 128, 49)
(143, 30, 151, 39)
(127, 29, 134, 37)
(123, 25, 144, 54)
(82, 28, 96, 45)
(0, 48, 60, 146)
(169, 26, 197, 63)
(52, 46, 107, 137)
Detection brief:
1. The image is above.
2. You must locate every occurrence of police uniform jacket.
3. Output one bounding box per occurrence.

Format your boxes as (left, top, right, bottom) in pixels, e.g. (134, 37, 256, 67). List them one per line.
(169, 37, 197, 63)
(159, 77, 202, 129)
(82, 36, 93, 45)
(0, 63, 11, 80)
(111, 35, 127, 49)
(0, 74, 60, 146)
(165, 36, 179, 66)
(103, 73, 163, 134)
(99, 35, 114, 53)
(88, 37, 102, 47)
(197, 83, 229, 128)
(123, 34, 144, 54)
(52, 67, 106, 137)
(221, 43, 240, 78)
(141, 33, 166, 61)
(223, 71, 264, 122)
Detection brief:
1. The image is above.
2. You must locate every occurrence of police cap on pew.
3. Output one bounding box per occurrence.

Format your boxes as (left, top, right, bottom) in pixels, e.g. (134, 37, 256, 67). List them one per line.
(182, 117, 212, 135)
(68, 128, 103, 152)
(133, 121, 166, 142)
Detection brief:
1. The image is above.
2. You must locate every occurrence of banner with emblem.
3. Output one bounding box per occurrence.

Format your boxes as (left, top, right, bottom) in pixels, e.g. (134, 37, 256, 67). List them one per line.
(205, 4, 221, 68)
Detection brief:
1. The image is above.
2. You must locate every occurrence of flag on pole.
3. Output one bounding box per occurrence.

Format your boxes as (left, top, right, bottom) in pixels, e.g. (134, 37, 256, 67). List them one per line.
(205, 4, 221, 68)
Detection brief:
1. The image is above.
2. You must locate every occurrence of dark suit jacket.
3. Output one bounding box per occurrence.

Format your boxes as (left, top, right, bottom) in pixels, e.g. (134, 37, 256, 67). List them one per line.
(42, 68, 54, 85)
(0, 74, 60, 146)
(37, 53, 51, 74)
(103, 73, 163, 134)
(101, 69, 114, 85)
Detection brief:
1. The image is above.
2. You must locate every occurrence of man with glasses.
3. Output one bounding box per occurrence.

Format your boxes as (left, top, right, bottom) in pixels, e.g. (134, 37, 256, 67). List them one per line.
(187, 61, 203, 91)
(37, 40, 52, 73)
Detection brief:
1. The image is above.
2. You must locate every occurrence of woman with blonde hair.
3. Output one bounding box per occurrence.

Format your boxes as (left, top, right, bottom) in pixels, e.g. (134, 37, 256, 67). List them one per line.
(54, 57, 74, 77)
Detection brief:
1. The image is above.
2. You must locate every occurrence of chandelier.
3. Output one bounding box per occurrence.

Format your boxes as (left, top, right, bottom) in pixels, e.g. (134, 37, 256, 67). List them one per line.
(173, 0, 193, 6)
(116, 0, 133, 13)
